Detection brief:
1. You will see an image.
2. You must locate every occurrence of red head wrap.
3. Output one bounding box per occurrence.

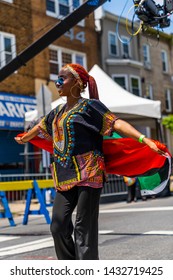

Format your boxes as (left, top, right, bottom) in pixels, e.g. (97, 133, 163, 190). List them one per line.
(63, 63, 99, 99)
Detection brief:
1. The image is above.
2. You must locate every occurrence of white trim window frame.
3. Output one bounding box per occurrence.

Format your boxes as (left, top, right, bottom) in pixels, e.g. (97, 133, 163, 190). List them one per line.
(49, 45, 87, 80)
(112, 74, 128, 90)
(146, 83, 153, 99)
(108, 31, 118, 57)
(130, 75, 142, 96)
(121, 36, 131, 58)
(143, 44, 151, 68)
(0, 31, 16, 69)
(46, 0, 84, 26)
(2, 0, 13, 3)
(165, 88, 172, 112)
(161, 50, 168, 73)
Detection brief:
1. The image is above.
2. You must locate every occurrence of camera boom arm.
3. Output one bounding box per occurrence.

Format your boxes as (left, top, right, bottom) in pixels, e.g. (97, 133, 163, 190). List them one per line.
(134, 0, 173, 28)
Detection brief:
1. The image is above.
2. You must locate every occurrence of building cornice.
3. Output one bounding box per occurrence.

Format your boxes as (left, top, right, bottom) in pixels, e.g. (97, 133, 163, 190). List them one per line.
(106, 58, 143, 68)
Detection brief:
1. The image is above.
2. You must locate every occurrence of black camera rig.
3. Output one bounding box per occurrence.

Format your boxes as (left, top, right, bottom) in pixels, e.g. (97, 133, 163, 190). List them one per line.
(134, 0, 173, 28)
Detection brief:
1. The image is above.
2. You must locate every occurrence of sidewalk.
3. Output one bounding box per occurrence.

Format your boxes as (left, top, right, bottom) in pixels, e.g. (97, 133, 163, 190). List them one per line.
(4, 192, 173, 218)
(0, 199, 42, 217)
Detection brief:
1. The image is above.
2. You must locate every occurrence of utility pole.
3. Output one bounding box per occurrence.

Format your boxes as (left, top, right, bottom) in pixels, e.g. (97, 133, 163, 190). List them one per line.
(0, 0, 108, 82)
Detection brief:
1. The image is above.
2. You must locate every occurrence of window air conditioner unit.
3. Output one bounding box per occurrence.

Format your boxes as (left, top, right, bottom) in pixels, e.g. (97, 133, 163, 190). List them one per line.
(144, 61, 151, 69)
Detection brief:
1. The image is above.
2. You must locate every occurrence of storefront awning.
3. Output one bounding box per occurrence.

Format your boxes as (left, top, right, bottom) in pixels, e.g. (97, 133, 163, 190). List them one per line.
(0, 92, 36, 130)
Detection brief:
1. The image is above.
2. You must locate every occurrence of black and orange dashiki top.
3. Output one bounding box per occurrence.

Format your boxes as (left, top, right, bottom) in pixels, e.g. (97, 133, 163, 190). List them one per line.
(38, 98, 118, 191)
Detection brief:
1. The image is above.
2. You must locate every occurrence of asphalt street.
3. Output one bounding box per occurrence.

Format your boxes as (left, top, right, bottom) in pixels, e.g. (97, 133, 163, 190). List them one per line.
(0, 195, 173, 260)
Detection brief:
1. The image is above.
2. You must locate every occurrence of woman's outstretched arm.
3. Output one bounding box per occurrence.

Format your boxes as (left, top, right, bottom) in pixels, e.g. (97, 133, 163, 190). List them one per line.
(14, 124, 40, 144)
(113, 119, 166, 155)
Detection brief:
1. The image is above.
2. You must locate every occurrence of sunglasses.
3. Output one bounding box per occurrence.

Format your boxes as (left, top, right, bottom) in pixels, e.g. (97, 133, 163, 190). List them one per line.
(55, 77, 64, 86)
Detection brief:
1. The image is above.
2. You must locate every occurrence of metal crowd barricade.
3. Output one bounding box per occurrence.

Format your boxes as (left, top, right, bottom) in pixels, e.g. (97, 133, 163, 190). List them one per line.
(0, 173, 127, 203)
(0, 180, 33, 226)
(0, 173, 127, 226)
(0, 191, 16, 226)
(0, 173, 52, 202)
(102, 174, 127, 202)
(0, 179, 55, 226)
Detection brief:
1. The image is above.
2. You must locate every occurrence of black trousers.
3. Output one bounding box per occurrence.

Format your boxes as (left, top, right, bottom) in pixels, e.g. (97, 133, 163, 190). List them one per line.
(50, 186, 102, 260)
(127, 182, 137, 202)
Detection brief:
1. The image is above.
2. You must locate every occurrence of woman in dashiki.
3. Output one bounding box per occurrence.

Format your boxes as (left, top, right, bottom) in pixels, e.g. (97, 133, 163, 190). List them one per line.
(14, 63, 165, 260)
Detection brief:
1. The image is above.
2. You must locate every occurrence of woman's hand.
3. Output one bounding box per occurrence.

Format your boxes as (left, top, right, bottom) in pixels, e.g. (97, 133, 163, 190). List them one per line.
(113, 119, 168, 157)
(14, 124, 40, 145)
(14, 136, 27, 145)
(143, 138, 167, 156)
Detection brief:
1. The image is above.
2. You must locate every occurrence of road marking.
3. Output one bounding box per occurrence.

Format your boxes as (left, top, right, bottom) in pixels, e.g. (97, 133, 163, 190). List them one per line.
(0, 237, 54, 257)
(1, 229, 173, 258)
(99, 230, 173, 236)
(144, 231, 173, 235)
(0, 236, 20, 242)
(100, 206, 173, 213)
(99, 230, 114, 234)
(0, 231, 113, 257)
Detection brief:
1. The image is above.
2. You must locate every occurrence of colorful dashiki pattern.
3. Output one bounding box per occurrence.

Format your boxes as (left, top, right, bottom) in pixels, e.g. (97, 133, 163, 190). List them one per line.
(38, 98, 118, 191)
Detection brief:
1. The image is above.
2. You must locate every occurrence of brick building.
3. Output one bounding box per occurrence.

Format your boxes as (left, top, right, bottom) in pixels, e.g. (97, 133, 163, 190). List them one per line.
(0, 0, 100, 174)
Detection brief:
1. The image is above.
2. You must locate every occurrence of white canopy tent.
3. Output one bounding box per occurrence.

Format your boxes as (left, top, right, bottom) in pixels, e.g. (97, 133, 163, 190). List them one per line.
(88, 64, 161, 119)
(86, 65, 163, 137)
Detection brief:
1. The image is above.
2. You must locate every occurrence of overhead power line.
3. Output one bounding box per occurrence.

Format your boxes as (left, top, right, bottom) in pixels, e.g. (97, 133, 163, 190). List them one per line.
(0, 0, 108, 82)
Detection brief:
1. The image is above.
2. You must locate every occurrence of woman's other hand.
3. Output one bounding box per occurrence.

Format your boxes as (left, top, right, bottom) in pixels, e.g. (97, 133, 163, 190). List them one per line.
(14, 136, 26, 144)
(143, 138, 167, 156)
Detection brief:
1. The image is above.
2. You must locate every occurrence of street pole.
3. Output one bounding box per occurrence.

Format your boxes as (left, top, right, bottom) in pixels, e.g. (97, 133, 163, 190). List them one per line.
(41, 84, 50, 179)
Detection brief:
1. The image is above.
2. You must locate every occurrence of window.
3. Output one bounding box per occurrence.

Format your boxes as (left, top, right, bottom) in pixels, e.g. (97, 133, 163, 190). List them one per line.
(108, 32, 118, 56)
(46, 0, 56, 12)
(161, 50, 168, 73)
(112, 75, 128, 90)
(2, 0, 13, 3)
(130, 76, 141, 96)
(49, 49, 59, 75)
(143, 44, 151, 68)
(165, 88, 172, 112)
(49, 46, 86, 79)
(145, 84, 153, 99)
(121, 36, 131, 58)
(76, 54, 84, 65)
(46, 0, 82, 18)
(59, 0, 69, 16)
(0, 32, 16, 69)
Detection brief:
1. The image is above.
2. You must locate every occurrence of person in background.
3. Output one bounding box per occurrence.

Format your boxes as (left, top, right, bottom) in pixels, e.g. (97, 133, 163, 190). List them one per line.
(14, 63, 166, 260)
(123, 176, 137, 203)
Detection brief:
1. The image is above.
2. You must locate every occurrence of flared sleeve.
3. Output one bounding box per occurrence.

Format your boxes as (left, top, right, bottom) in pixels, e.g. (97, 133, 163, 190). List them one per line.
(87, 99, 119, 136)
(38, 109, 56, 140)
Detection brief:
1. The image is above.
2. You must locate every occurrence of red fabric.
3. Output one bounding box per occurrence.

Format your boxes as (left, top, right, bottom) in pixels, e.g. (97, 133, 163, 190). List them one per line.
(103, 138, 170, 177)
(151, 139, 167, 152)
(17, 133, 171, 177)
(18, 133, 53, 154)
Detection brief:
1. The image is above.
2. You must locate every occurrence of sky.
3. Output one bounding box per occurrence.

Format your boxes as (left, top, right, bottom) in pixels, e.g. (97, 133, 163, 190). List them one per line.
(102, 0, 173, 34)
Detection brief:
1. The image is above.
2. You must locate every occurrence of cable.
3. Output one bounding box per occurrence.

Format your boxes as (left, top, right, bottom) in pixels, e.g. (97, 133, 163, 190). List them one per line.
(126, 4, 142, 36)
(116, 0, 134, 44)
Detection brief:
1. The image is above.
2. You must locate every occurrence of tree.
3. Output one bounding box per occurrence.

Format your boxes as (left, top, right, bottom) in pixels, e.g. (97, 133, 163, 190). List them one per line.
(162, 115, 173, 134)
